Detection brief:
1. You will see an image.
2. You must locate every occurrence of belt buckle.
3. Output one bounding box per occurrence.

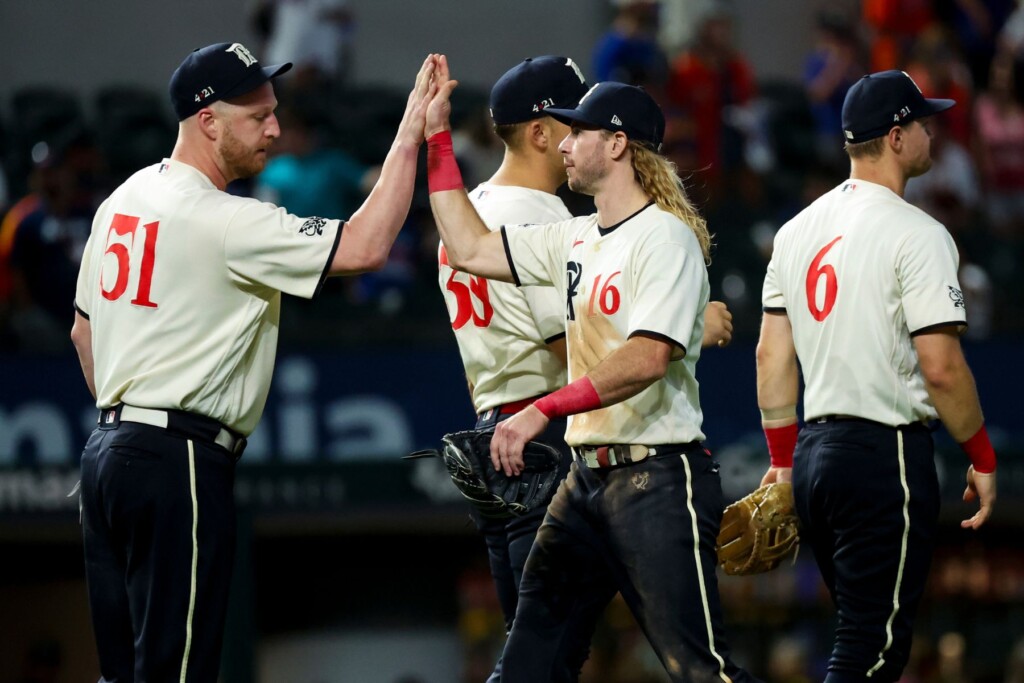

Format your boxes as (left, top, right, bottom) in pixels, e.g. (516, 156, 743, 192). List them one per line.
(98, 407, 121, 429)
(577, 445, 651, 469)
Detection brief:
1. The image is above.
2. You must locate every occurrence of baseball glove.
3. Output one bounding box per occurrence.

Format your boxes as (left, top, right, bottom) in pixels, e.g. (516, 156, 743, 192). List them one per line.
(406, 429, 563, 519)
(717, 482, 800, 576)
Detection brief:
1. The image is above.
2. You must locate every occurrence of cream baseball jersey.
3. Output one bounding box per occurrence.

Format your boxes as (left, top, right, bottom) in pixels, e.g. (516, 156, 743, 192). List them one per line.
(439, 183, 569, 412)
(75, 159, 341, 435)
(503, 203, 708, 446)
(762, 179, 967, 425)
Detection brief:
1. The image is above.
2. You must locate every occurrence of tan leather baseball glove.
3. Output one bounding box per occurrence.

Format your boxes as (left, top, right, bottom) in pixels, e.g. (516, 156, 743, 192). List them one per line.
(717, 482, 800, 575)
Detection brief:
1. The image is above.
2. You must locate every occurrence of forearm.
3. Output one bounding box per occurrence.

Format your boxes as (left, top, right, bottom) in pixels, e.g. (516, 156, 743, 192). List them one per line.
(588, 341, 666, 405)
(924, 361, 984, 442)
(914, 331, 985, 441)
(330, 140, 419, 275)
(756, 359, 799, 427)
(755, 315, 799, 428)
(535, 337, 669, 419)
(429, 190, 513, 282)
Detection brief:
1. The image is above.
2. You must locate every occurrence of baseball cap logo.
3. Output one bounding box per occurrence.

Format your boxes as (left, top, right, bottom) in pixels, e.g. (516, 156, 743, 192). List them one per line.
(225, 43, 257, 67)
(578, 83, 600, 105)
(611, 115, 623, 125)
(902, 70, 923, 94)
(565, 58, 585, 85)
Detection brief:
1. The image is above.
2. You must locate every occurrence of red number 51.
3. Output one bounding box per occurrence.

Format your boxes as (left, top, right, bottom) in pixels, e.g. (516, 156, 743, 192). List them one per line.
(101, 213, 160, 308)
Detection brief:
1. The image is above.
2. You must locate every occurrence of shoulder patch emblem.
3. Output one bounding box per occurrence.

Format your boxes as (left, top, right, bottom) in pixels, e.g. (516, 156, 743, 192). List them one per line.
(299, 217, 326, 237)
(947, 285, 965, 309)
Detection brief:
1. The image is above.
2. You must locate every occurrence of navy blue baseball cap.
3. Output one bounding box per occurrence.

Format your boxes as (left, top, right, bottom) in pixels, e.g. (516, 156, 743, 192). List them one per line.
(490, 56, 590, 125)
(842, 70, 955, 144)
(169, 42, 292, 121)
(545, 81, 665, 149)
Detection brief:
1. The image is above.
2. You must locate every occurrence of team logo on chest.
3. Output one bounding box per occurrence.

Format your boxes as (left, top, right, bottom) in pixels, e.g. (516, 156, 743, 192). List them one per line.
(299, 217, 326, 236)
(631, 472, 650, 491)
(947, 285, 965, 309)
(565, 261, 582, 320)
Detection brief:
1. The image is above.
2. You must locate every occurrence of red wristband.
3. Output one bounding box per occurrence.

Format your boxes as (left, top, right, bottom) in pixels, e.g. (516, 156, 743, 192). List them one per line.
(764, 423, 798, 468)
(534, 377, 602, 419)
(426, 131, 464, 194)
(960, 425, 996, 474)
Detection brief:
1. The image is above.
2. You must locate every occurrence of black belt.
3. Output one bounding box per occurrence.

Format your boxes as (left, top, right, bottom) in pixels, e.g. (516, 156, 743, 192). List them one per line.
(476, 394, 549, 427)
(98, 404, 247, 459)
(810, 415, 931, 431)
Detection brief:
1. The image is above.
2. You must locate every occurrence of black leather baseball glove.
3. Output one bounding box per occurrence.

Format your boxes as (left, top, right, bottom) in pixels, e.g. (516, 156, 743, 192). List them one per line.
(406, 429, 563, 519)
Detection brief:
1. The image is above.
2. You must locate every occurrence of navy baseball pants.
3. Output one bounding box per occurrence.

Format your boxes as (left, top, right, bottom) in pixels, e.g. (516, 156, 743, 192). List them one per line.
(793, 419, 939, 683)
(471, 412, 600, 682)
(80, 411, 237, 682)
(501, 444, 759, 683)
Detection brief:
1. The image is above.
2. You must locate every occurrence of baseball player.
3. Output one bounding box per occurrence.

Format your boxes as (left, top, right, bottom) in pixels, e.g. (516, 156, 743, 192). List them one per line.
(425, 55, 758, 683)
(756, 70, 997, 682)
(69, 43, 437, 681)
(439, 56, 734, 682)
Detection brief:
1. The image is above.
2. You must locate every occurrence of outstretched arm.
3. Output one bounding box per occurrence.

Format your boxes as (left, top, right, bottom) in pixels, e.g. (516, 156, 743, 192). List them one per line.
(425, 55, 514, 282)
(329, 55, 437, 275)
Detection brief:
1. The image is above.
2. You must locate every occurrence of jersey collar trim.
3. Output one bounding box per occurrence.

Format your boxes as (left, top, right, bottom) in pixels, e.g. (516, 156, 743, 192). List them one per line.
(597, 200, 655, 236)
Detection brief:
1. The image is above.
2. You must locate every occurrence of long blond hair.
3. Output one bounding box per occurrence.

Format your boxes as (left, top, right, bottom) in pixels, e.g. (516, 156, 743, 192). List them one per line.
(630, 142, 712, 263)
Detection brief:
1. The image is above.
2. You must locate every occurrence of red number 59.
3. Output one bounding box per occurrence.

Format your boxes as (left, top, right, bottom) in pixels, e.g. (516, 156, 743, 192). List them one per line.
(805, 236, 842, 321)
(101, 213, 160, 308)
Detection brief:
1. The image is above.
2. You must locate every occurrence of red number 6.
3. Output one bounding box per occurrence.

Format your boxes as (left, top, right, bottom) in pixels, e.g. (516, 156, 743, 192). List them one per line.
(805, 236, 842, 321)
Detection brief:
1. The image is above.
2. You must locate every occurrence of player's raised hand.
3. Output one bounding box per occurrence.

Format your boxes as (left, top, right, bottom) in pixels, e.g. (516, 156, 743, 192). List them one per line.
(425, 54, 459, 139)
(491, 405, 548, 477)
(702, 300, 733, 349)
(396, 54, 439, 146)
(961, 465, 996, 529)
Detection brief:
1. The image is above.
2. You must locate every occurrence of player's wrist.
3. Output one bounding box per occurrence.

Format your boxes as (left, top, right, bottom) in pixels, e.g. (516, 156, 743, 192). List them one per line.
(960, 424, 996, 474)
(426, 130, 464, 194)
(764, 423, 798, 468)
(534, 377, 602, 420)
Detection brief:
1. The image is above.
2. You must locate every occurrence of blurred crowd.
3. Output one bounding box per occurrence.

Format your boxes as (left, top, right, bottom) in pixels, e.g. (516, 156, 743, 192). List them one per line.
(2, 0, 1024, 355)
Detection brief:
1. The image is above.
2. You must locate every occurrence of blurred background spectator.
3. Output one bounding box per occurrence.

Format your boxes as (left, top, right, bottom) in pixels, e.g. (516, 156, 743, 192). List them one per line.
(802, 10, 868, 171)
(591, 0, 670, 92)
(665, 5, 757, 203)
(0, 130, 102, 354)
(250, 0, 356, 89)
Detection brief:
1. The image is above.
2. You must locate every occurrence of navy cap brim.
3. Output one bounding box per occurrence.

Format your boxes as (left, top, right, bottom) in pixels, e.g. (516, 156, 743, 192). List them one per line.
(921, 97, 956, 116)
(544, 106, 601, 129)
(221, 62, 293, 102)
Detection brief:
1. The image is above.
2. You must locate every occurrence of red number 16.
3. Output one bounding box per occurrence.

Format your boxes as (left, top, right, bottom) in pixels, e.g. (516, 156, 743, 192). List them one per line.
(101, 213, 160, 308)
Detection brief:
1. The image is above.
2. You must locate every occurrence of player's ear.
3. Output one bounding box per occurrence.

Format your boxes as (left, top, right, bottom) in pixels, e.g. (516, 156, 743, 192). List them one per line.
(195, 108, 220, 141)
(887, 125, 903, 152)
(529, 120, 549, 150)
(608, 131, 629, 160)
